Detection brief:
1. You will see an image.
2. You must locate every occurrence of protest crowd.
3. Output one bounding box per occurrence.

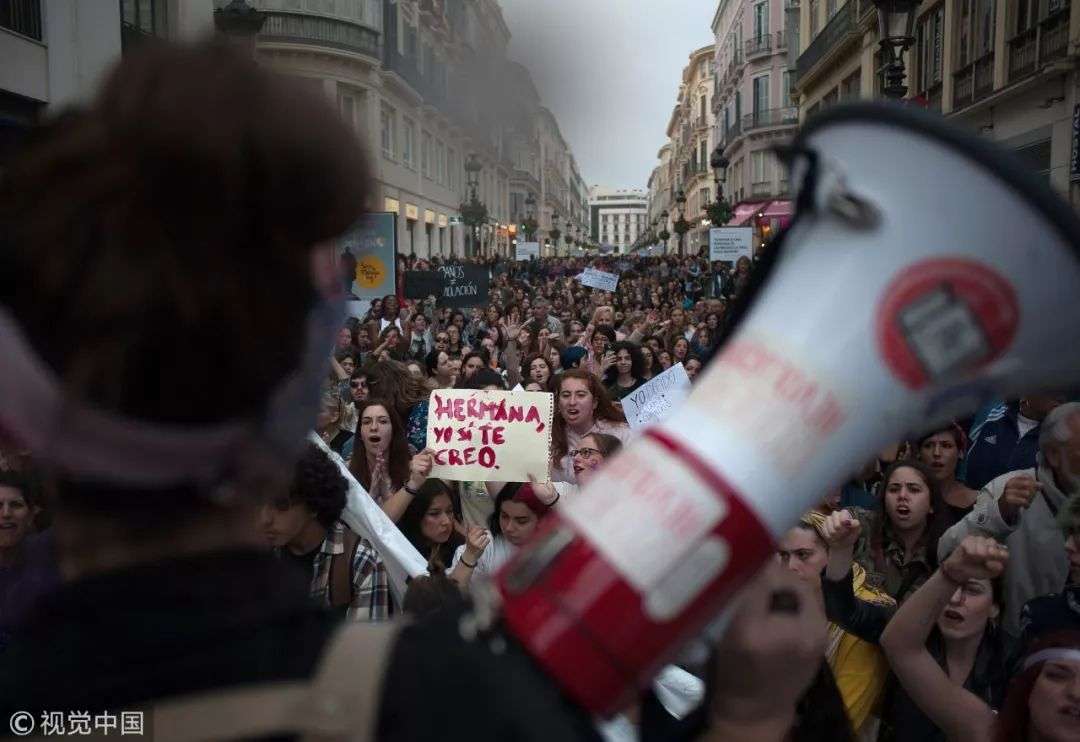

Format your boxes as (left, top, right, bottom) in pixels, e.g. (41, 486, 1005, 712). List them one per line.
(1, 40, 1079, 742)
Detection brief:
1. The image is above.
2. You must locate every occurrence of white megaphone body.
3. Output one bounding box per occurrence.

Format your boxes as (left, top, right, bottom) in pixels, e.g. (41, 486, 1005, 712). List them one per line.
(490, 102, 1080, 716)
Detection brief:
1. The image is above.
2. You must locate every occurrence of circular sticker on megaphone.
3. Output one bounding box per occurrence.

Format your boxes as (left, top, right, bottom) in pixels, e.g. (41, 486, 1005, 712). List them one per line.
(876, 257, 1019, 389)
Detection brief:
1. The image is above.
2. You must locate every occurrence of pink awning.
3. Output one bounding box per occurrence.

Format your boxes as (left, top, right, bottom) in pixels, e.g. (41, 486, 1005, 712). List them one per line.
(730, 201, 768, 226)
(760, 200, 792, 218)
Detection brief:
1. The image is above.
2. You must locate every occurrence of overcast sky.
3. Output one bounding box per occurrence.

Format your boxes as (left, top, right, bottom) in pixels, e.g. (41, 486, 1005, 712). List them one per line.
(500, 0, 716, 191)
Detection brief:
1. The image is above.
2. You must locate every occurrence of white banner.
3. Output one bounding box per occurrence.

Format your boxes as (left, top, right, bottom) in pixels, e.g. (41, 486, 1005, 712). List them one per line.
(709, 227, 753, 262)
(578, 267, 620, 292)
(515, 242, 540, 261)
(309, 433, 428, 604)
(620, 362, 692, 429)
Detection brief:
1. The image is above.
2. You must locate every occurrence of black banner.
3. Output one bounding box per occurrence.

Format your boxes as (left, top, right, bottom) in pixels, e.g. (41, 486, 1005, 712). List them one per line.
(404, 270, 443, 300)
(437, 263, 490, 309)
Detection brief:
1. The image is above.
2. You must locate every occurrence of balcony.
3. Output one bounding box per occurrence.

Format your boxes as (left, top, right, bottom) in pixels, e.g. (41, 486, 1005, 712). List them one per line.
(746, 34, 772, 59)
(260, 12, 381, 61)
(952, 53, 994, 109)
(742, 106, 799, 131)
(1009, 4, 1072, 83)
(796, 1, 859, 87)
(724, 119, 743, 148)
(1, 0, 42, 40)
(726, 49, 745, 82)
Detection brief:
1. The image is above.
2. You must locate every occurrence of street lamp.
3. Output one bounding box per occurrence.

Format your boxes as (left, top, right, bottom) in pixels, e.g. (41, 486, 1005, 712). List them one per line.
(523, 192, 538, 241)
(673, 189, 690, 257)
(564, 217, 572, 256)
(658, 209, 671, 252)
(549, 210, 561, 258)
(707, 146, 732, 228)
(874, 0, 918, 100)
(461, 153, 487, 258)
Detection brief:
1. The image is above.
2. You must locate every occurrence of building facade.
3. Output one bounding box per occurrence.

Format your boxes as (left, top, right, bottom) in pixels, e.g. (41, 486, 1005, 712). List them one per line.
(792, 0, 1080, 203)
(1, 0, 212, 154)
(589, 186, 648, 254)
(712, 0, 797, 248)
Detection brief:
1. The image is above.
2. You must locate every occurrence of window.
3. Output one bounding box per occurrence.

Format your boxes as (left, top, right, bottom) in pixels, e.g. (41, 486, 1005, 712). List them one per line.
(957, 0, 995, 67)
(753, 75, 770, 114)
(782, 70, 793, 106)
(699, 141, 708, 169)
(402, 117, 416, 167)
(380, 103, 395, 158)
(436, 140, 446, 184)
(916, 6, 945, 93)
(421, 132, 432, 177)
(840, 69, 862, 100)
(700, 95, 707, 124)
(753, 2, 769, 40)
(405, 23, 418, 58)
(121, 0, 168, 39)
(751, 151, 770, 183)
(809, 0, 820, 36)
(339, 92, 357, 132)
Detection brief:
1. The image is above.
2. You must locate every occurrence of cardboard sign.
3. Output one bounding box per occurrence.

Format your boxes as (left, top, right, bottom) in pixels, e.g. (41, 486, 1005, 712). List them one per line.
(404, 270, 443, 300)
(515, 242, 541, 261)
(578, 267, 619, 292)
(340, 212, 397, 300)
(426, 390, 553, 482)
(438, 263, 490, 308)
(620, 362, 692, 429)
(709, 227, 753, 262)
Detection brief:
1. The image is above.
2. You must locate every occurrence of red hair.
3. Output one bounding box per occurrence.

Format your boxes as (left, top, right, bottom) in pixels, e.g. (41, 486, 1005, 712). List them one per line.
(994, 631, 1080, 742)
(551, 369, 626, 463)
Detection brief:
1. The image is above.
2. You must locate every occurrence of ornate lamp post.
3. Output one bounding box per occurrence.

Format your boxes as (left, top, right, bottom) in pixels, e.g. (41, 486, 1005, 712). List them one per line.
(522, 192, 538, 241)
(673, 189, 690, 257)
(549, 210, 562, 258)
(564, 217, 572, 257)
(707, 146, 732, 227)
(460, 153, 487, 258)
(659, 209, 671, 252)
(874, 0, 918, 100)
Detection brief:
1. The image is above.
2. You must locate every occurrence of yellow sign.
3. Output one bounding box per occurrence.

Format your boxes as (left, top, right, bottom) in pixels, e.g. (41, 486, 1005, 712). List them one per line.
(384, 197, 400, 214)
(405, 204, 419, 220)
(354, 254, 387, 289)
(425, 209, 436, 224)
(438, 213, 448, 228)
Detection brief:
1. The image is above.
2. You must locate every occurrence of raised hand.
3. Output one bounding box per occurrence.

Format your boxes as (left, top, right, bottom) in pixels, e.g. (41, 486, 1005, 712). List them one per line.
(463, 525, 491, 563)
(942, 535, 1009, 584)
(998, 474, 1041, 524)
(821, 509, 862, 550)
(408, 449, 435, 489)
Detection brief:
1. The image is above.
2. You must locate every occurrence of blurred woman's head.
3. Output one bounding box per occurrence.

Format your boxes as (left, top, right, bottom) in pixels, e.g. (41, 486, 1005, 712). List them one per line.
(526, 353, 554, 388)
(316, 391, 347, 435)
(918, 424, 966, 484)
(995, 631, 1080, 742)
(365, 360, 428, 419)
(348, 398, 410, 490)
(489, 482, 549, 548)
(571, 432, 622, 485)
(425, 348, 453, 386)
(398, 478, 462, 567)
(672, 337, 690, 362)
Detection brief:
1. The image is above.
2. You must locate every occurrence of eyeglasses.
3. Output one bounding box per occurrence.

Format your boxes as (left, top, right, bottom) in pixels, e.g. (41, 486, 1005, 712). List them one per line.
(569, 447, 601, 459)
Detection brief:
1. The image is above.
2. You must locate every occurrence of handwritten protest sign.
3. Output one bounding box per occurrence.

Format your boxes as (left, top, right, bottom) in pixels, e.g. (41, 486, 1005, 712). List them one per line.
(709, 227, 753, 262)
(515, 242, 540, 261)
(437, 263, 490, 308)
(426, 390, 553, 482)
(578, 267, 619, 292)
(620, 362, 692, 429)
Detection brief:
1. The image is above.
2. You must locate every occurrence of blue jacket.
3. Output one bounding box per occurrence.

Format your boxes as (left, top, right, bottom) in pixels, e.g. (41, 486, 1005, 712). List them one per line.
(963, 402, 1040, 491)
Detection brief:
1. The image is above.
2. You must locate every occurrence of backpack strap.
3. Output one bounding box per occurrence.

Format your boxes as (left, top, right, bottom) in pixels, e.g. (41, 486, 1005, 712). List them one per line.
(331, 525, 362, 610)
(144, 620, 403, 741)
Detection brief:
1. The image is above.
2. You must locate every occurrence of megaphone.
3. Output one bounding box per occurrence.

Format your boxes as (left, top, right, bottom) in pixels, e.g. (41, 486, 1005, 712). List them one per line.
(493, 102, 1080, 715)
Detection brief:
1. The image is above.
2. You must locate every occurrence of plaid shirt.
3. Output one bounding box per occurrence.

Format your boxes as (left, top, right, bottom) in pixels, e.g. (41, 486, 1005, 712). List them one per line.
(306, 521, 394, 622)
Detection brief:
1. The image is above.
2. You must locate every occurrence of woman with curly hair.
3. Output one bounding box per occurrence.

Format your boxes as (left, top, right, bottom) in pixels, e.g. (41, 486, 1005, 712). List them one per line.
(550, 369, 629, 483)
(366, 359, 431, 453)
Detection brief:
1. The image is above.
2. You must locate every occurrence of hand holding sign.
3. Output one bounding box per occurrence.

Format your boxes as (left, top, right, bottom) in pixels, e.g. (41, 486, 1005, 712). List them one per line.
(408, 449, 435, 489)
